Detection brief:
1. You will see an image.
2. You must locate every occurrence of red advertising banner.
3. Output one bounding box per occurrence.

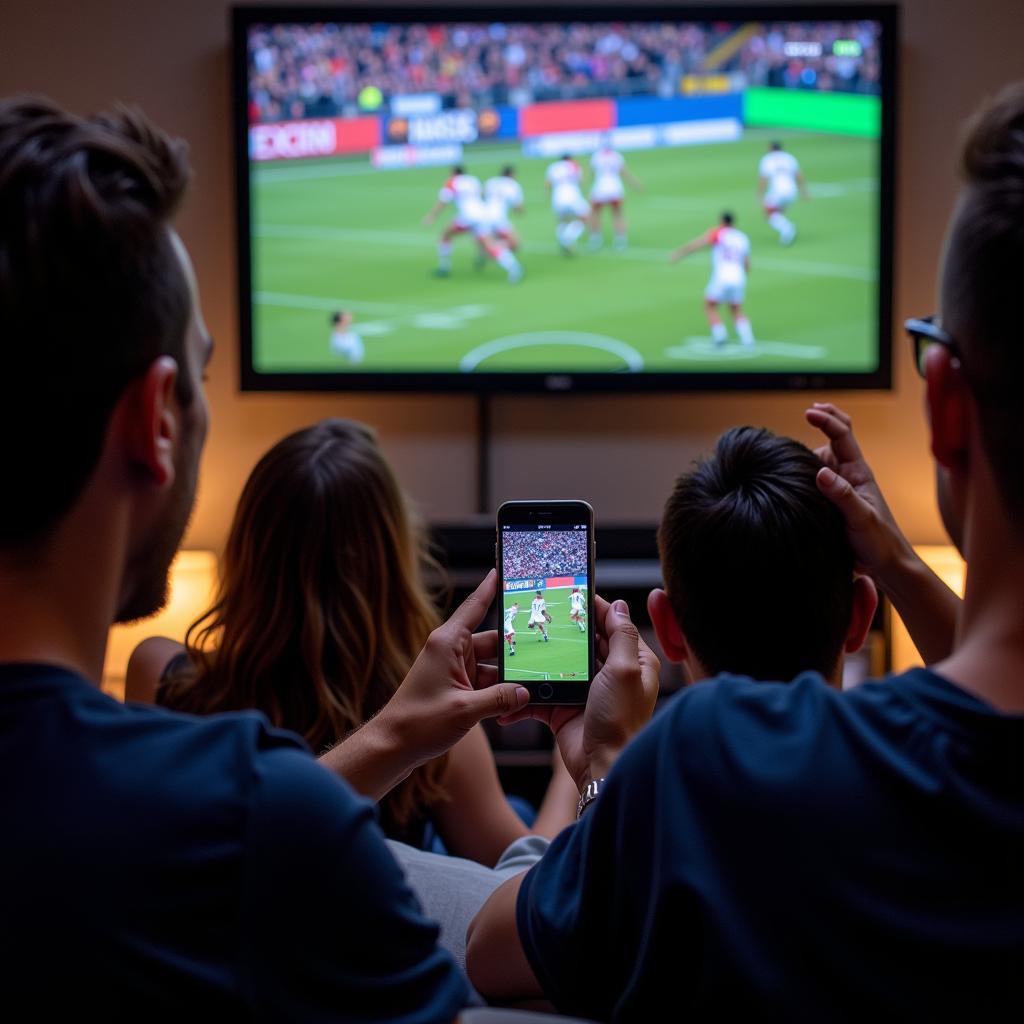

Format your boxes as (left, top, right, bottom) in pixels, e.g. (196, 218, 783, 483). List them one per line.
(250, 116, 381, 161)
(519, 99, 615, 137)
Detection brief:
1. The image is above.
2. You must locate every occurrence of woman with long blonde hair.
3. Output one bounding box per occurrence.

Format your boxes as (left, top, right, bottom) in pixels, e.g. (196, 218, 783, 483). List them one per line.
(126, 419, 560, 864)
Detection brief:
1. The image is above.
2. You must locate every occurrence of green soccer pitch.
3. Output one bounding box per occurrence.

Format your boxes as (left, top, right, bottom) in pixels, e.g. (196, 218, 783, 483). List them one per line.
(502, 590, 589, 682)
(250, 128, 879, 375)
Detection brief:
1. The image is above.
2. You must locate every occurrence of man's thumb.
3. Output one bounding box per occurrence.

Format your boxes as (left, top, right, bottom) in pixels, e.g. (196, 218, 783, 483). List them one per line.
(462, 683, 531, 724)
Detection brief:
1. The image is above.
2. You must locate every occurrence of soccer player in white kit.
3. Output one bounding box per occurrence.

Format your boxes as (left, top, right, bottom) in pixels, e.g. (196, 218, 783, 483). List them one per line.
(527, 591, 551, 641)
(568, 587, 587, 634)
(669, 211, 755, 348)
(329, 310, 364, 363)
(587, 138, 643, 251)
(545, 154, 590, 254)
(465, 193, 524, 283)
(504, 601, 519, 657)
(422, 165, 483, 275)
(484, 166, 525, 252)
(758, 141, 809, 245)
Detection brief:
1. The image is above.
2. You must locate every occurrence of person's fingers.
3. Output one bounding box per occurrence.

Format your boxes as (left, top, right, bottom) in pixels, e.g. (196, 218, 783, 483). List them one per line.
(816, 466, 876, 531)
(603, 599, 642, 689)
(592, 594, 612, 641)
(495, 705, 550, 727)
(805, 406, 864, 466)
(447, 570, 498, 632)
(455, 683, 530, 726)
(476, 663, 498, 686)
(636, 634, 663, 709)
(472, 629, 498, 661)
(811, 442, 840, 470)
(810, 401, 852, 427)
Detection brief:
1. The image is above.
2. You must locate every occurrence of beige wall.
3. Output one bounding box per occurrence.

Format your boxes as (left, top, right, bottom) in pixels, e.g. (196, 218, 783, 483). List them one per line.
(2, 0, 1022, 551)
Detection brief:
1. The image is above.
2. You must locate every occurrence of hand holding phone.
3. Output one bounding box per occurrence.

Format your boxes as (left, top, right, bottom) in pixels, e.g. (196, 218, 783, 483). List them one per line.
(496, 500, 595, 705)
(495, 594, 662, 793)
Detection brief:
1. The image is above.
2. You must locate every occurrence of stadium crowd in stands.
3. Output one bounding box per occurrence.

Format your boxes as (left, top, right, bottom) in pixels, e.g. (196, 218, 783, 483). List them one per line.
(501, 530, 587, 580)
(247, 20, 881, 123)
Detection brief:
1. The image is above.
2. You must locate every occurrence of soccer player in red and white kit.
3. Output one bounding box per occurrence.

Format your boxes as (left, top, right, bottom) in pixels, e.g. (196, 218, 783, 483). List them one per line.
(587, 137, 643, 251)
(545, 154, 590, 254)
(669, 211, 755, 348)
(467, 193, 523, 283)
(484, 166, 525, 252)
(758, 140, 809, 245)
(422, 165, 482, 276)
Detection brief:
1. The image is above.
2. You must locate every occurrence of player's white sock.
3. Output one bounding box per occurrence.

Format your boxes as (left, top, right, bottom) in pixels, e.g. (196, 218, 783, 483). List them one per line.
(564, 219, 585, 245)
(578, 619, 585, 633)
(588, 233, 603, 251)
(711, 322, 728, 345)
(768, 212, 787, 236)
(437, 241, 452, 270)
(736, 317, 755, 347)
(496, 249, 520, 275)
(614, 232, 627, 250)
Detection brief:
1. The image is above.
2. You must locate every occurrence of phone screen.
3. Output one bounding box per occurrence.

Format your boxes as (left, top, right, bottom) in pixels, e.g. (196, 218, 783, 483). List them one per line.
(499, 514, 592, 698)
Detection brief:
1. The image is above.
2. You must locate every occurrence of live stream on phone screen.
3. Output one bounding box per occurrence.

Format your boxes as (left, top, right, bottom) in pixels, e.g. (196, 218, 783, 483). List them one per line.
(500, 521, 590, 685)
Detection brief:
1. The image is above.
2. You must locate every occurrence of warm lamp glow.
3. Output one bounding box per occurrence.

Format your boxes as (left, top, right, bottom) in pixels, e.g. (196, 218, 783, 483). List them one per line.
(889, 545, 966, 673)
(102, 550, 218, 699)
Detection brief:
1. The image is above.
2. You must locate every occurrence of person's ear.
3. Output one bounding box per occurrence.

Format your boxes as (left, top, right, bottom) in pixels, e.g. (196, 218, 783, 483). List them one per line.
(925, 344, 971, 473)
(118, 356, 180, 488)
(647, 588, 689, 664)
(843, 575, 878, 655)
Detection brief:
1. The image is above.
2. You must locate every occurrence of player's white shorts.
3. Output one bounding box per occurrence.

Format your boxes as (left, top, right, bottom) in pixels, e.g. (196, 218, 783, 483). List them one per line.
(504, 628, 516, 640)
(471, 215, 499, 239)
(553, 191, 590, 219)
(705, 278, 746, 305)
(330, 331, 365, 362)
(590, 182, 624, 205)
(764, 181, 797, 211)
(528, 613, 546, 626)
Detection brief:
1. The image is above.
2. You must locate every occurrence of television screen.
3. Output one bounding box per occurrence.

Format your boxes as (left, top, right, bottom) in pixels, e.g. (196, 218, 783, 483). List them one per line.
(234, 5, 896, 392)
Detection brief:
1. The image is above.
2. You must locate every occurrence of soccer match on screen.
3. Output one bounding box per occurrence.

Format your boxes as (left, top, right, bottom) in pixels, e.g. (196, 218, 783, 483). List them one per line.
(500, 528, 589, 683)
(245, 17, 883, 376)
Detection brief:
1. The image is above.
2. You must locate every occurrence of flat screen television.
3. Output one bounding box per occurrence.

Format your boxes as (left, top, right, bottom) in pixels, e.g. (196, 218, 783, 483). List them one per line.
(233, 4, 896, 392)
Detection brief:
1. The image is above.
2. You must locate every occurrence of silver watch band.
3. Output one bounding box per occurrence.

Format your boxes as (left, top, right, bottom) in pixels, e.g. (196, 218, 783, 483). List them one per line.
(576, 777, 604, 819)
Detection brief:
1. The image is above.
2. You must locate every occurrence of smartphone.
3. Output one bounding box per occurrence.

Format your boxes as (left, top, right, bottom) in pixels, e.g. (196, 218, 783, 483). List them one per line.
(496, 500, 595, 704)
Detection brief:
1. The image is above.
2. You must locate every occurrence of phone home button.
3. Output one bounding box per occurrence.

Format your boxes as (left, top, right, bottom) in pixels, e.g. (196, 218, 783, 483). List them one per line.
(538, 683, 554, 700)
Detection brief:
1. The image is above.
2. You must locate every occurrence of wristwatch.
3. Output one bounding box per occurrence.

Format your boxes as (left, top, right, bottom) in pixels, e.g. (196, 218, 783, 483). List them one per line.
(576, 777, 605, 819)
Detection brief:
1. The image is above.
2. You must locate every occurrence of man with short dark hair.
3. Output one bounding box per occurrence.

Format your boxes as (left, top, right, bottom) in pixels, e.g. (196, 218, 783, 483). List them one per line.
(0, 95, 572, 1015)
(468, 84, 1024, 1021)
(649, 425, 876, 684)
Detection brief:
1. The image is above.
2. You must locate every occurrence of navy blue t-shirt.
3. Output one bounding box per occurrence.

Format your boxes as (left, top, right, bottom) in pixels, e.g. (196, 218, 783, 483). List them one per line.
(0, 663, 468, 1019)
(517, 670, 1023, 1021)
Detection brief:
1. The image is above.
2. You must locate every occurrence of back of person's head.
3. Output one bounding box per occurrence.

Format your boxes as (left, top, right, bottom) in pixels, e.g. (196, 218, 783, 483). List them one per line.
(942, 82, 1024, 525)
(721, 211, 735, 226)
(0, 96, 192, 547)
(658, 427, 856, 681)
(161, 419, 448, 823)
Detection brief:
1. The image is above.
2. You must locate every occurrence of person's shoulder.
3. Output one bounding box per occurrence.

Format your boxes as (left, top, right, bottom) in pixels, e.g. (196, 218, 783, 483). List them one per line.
(619, 674, 841, 793)
(662, 671, 835, 731)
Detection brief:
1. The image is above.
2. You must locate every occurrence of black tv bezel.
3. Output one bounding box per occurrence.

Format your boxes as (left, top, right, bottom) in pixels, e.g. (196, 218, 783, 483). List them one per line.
(232, 3, 897, 394)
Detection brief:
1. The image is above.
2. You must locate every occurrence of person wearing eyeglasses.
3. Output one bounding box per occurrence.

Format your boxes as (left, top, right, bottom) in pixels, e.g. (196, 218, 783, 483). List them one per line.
(467, 83, 1024, 1021)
